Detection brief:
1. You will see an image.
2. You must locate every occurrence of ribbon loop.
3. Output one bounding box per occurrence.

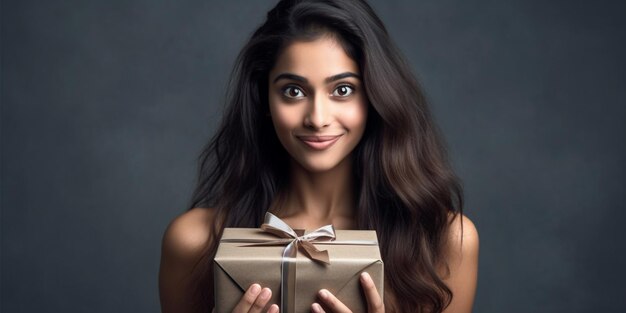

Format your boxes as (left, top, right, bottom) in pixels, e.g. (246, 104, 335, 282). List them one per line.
(261, 212, 299, 238)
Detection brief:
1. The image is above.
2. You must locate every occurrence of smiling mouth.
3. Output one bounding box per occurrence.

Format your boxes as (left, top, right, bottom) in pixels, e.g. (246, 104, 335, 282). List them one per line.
(296, 135, 343, 150)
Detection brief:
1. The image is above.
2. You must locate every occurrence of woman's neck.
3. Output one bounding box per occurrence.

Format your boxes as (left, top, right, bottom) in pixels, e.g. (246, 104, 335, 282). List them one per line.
(277, 155, 357, 229)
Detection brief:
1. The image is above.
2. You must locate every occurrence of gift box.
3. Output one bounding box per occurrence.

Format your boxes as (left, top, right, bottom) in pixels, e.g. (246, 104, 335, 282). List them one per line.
(213, 213, 384, 313)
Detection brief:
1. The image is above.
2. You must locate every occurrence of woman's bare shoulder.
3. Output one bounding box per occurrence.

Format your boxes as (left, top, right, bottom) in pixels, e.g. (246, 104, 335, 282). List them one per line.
(446, 212, 479, 254)
(161, 207, 217, 259)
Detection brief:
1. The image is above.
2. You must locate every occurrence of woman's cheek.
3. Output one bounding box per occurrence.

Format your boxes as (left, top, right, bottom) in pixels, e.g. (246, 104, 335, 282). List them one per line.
(341, 101, 368, 131)
(274, 107, 301, 131)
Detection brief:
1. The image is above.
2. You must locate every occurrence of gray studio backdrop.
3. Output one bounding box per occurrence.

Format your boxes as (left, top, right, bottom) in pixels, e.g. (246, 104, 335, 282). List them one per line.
(2, 0, 625, 312)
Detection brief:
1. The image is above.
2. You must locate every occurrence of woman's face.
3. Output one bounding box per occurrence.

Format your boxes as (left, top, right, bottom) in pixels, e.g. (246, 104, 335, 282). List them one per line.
(268, 35, 368, 173)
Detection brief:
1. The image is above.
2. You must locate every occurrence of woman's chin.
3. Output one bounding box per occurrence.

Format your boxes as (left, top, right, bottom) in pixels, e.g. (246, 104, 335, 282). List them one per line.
(291, 155, 351, 174)
(301, 163, 338, 173)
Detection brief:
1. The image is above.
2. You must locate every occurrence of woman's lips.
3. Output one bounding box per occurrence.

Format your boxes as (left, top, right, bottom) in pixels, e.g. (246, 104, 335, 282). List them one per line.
(296, 135, 343, 150)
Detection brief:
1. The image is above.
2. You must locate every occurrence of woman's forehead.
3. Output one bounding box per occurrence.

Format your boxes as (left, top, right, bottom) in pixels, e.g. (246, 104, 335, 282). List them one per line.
(270, 36, 359, 83)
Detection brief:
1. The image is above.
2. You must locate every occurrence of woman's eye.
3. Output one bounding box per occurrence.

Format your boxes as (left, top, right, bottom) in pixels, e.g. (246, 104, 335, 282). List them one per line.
(282, 86, 305, 98)
(332, 85, 355, 97)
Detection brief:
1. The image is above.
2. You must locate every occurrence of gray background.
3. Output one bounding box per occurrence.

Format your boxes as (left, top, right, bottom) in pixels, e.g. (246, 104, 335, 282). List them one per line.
(2, 0, 625, 312)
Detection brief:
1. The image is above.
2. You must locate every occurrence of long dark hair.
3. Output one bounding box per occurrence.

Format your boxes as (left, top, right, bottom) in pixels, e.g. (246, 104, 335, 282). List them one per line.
(188, 0, 463, 312)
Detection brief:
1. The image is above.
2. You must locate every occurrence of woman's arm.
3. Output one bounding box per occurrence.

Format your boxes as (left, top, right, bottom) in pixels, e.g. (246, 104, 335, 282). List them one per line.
(441, 214, 480, 313)
(159, 208, 215, 313)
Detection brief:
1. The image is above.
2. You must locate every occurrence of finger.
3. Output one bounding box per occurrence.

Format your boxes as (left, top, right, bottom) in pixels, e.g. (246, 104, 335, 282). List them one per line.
(318, 289, 352, 313)
(248, 288, 272, 313)
(267, 304, 279, 313)
(360, 272, 384, 313)
(232, 284, 261, 313)
(311, 302, 326, 313)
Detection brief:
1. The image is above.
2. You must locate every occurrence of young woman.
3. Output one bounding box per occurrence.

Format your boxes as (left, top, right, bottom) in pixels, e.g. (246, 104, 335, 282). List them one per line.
(159, 0, 479, 312)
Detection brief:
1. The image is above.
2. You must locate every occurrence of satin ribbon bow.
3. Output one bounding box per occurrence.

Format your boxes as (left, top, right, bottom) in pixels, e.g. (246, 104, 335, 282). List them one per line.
(260, 212, 336, 265)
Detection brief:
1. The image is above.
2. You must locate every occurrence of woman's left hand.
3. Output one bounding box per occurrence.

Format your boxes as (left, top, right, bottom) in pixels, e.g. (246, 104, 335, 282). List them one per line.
(311, 272, 385, 313)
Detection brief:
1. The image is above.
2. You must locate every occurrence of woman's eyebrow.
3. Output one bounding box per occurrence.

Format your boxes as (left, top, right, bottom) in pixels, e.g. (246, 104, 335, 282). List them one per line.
(272, 72, 361, 84)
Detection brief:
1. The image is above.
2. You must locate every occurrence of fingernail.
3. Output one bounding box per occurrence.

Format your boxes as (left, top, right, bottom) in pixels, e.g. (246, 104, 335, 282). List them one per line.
(260, 288, 271, 299)
(250, 284, 261, 295)
(269, 304, 279, 313)
(312, 303, 323, 313)
(319, 289, 329, 299)
(361, 272, 370, 281)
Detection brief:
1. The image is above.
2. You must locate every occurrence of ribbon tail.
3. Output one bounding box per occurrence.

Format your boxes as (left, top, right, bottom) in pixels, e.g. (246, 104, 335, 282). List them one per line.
(300, 241, 330, 265)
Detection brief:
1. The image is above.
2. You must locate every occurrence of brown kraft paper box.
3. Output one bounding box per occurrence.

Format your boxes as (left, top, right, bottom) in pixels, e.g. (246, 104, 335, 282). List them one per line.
(214, 227, 384, 313)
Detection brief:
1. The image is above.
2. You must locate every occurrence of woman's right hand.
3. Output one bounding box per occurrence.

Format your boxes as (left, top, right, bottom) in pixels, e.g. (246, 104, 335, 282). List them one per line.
(231, 284, 279, 313)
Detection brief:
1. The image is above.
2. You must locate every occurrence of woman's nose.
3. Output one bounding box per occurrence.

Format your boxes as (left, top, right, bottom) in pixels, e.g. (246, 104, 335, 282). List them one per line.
(304, 95, 331, 129)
